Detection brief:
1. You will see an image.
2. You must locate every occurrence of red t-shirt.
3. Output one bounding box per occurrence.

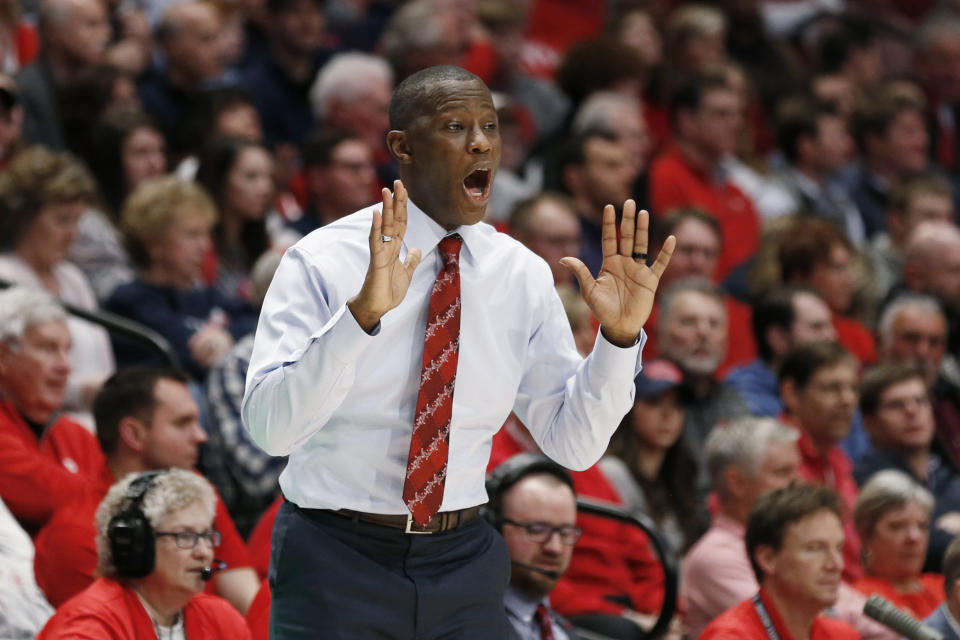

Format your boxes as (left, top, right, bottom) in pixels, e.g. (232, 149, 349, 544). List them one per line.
(795, 429, 862, 583)
(246, 578, 271, 640)
(34, 460, 253, 607)
(0, 399, 104, 534)
(489, 424, 666, 617)
(36, 577, 252, 640)
(649, 147, 760, 281)
(852, 573, 945, 620)
(833, 315, 877, 366)
(248, 496, 283, 580)
(699, 589, 860, 640)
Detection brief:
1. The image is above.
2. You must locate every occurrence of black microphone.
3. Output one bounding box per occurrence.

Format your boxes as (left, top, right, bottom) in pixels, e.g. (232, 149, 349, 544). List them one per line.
(863, 595, 945, 640)
(511, 561, 560, 580)
(200, 559, 228, 582)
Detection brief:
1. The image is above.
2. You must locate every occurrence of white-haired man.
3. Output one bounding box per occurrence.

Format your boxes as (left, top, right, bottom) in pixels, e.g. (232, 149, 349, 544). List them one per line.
(0, 287, 104, 535)
(683, 417, 895, 639)
(309, 52, 394, 169)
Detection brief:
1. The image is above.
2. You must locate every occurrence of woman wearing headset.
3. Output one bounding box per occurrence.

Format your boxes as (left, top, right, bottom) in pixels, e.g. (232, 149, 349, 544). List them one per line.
(37, 469, 252, 639)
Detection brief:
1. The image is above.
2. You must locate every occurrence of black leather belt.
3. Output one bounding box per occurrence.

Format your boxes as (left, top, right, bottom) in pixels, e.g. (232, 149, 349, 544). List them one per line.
(329, 506, 482, 534)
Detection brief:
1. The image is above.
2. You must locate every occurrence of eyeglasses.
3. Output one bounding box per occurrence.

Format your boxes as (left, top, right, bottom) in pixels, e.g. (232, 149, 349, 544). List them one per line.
(155, 530, 221, 549)
(502, 518, 582, 545)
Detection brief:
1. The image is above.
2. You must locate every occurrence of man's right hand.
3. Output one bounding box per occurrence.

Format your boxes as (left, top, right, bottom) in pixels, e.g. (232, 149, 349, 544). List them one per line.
(347, 181, 423, 333)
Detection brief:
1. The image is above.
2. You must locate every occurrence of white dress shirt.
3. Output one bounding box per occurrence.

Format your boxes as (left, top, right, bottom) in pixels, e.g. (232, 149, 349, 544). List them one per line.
(242, 201, 644, 513)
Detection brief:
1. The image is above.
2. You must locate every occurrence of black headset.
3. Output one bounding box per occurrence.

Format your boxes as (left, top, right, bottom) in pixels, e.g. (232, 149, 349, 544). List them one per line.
(482, 453, 576, 530)
(107, 470, 166, 579)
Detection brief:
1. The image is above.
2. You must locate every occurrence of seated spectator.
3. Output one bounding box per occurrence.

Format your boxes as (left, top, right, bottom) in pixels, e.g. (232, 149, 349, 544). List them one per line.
(869, 174, 955, 305)
(837, 84, 929, 239)
(34, 368, 260, 612)
(601, 359, 706, 554)
(0, 146, 115, 425)
(777, 216, 876, 365)
(508, 192, 582, 288)
(0, 287, 104, 535)
(683, 417, 896, 640)
(555, 129, 635, 277)
(486, 455, 584, 640)
(648, 68, 760, 280)
(901, 222, 960, 358)
(138, 1, 226, 160)
(286, 128, 378, 237)
(876, 295, 960, 471)
(36, 469, 252, 639)
(105, 176, 257, 378)
(855, 364, 960, 568)
(726, 287, 837, 417)
(779, 341, 863, 581)
(307, 52, 395, 186)
(924, 535, 960, 639)
(240, 0, 330, 149)
(72, 108, 166, 300)
(852, 470, 945, 619)
(644, 208, 755, 375)
(16, 0, 109, 150)
(202, 250, 285, 537)
(196, 136, 290, 301)
(656, 278, 749, 453)
(699, 484, 859, 639)
(769, 98, 862, 240)
(0, 495, 53, 637)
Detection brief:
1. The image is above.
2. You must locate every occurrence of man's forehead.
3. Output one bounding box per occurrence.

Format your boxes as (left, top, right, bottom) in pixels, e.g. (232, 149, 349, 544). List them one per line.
(411, 79, 494, 118)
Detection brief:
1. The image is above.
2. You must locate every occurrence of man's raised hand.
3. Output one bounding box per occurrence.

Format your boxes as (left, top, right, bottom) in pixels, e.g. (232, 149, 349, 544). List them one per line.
(560, 200, 675, 347)
(347, 181, 423, 333)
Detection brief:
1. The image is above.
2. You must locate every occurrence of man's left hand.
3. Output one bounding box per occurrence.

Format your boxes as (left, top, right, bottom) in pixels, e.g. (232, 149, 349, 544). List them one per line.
(560, 200, 675, 347)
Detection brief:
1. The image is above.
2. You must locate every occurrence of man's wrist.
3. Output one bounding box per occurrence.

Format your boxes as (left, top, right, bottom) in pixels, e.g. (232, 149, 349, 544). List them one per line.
(347, 298, 382, 334)
(600, 326, 641, 348)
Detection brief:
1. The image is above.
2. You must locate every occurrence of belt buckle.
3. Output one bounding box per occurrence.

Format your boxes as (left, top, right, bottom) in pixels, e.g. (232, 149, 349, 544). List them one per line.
(405, 513, 434, 534)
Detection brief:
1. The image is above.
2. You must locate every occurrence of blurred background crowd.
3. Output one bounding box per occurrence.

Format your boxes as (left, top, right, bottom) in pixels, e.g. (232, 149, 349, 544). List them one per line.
(6, 0, 960, 637)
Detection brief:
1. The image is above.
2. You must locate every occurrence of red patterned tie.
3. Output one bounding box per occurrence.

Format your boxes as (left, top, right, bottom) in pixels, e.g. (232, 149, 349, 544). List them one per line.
(403, 234, 463, 527)
(534, 604, 556, 640)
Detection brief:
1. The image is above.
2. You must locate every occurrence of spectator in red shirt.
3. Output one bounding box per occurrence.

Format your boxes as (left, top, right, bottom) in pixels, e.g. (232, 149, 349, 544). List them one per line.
(645, 208, 756, 375)
(699, 484, 859, 640)
(36, 469, 252, 640)
(779, 341, 863, 581)
(33, 368, 260, 614)
(0, 287, 104, 535)
(649, 68, 760, 280)
(778, 216, 877, 365)
(852, 470, 945, 619)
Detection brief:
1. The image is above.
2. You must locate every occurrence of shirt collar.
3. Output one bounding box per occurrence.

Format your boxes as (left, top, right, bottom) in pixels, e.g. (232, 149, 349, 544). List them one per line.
(504, 585, 549, 623)
(404, 199, 486, 264)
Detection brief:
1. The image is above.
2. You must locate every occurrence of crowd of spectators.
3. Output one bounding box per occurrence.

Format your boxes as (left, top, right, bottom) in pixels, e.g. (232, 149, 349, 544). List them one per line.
(7, 0, 960, 638)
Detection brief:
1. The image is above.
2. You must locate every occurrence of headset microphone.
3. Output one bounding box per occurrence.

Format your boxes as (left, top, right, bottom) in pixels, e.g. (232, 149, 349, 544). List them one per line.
(200, 560, 228, 582)
(511, 561, 560, 580)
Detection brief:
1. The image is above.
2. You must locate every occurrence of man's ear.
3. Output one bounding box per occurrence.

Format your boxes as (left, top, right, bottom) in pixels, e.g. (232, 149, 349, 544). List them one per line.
(765, 326, 790, 361)
(0, 341, 12, 378)
(118, 416, 148, 454)
(781, 378, 799, 415)
(387, 130, 412, 164)
(562, 164, 583, 197)
(725, 466, 749, 502)
(754, 545, 777, 578)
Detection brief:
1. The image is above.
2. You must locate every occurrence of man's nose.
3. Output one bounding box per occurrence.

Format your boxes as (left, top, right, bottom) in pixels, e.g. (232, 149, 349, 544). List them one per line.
(468, 125, 491, 153)
(542, 530, 565, 554)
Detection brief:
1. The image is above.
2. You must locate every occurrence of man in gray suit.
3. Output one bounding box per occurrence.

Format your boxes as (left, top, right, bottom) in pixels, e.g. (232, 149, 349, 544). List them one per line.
(924, 535, 960, 639)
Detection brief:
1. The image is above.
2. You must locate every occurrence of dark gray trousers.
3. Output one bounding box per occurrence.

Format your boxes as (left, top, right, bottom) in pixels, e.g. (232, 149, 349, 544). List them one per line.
(269, 502, 512, 639)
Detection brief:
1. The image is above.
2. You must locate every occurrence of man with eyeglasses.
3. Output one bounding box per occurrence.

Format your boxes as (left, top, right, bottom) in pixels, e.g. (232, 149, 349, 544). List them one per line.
(855, 363, 960, 570)
(499, 465, 582, 640)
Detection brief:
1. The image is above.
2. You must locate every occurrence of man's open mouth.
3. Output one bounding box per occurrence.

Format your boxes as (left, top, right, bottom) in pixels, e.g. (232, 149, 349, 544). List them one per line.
(462, 168, 492, 204)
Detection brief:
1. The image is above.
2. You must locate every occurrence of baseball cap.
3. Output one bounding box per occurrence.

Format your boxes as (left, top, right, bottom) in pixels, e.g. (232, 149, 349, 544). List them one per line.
(634, 359, 683, 400)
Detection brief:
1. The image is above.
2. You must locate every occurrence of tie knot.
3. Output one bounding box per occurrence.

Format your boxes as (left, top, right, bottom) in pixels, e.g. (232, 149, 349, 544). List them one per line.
(438, 234, 463, 263)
